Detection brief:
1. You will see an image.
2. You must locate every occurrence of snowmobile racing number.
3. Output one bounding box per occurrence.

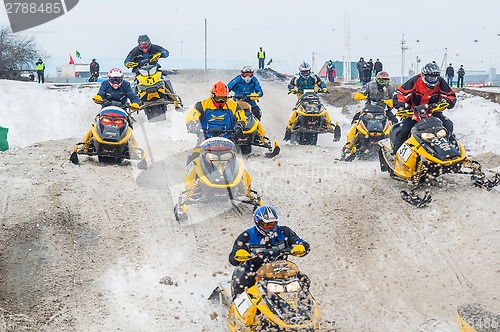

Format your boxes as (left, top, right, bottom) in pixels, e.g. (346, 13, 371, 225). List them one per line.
(398, 143, 412, 162)
(235, 292, 252, 316)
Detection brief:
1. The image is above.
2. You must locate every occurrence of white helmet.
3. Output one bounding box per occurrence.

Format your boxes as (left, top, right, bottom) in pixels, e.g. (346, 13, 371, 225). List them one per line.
(299, 61, 311, 78)
(241, 65, 254, 83)
(108, 68, 124, 89)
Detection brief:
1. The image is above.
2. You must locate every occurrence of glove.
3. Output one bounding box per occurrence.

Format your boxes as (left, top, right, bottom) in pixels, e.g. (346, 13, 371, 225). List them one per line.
(353, 92, 367, 101)
(394, 101, 407, 110)
(125, 61, 139, 69)
(129, 103, 140, 112)
(150, 52, 162, 62)
(234, 249, 252, 262)
(320, 88, 328, 93)
(234, 122, 245, 138)
(383, 99, 394, 108)
(289, 89, 298, 95)
(249, 93, 260, 101)
(92, 94, 103, 104)
(186, 122, 198, 134)
(291, 244, 307, 257)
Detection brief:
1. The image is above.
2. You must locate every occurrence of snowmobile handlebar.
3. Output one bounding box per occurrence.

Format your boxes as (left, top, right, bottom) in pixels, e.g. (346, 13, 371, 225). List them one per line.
(395, 101, 450, 119)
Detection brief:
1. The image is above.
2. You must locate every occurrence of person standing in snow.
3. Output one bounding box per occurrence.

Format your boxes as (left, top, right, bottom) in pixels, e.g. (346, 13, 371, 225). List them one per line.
(373, 58, 383, 76)
(89, 59, 100, 82)
(326, 60, 337, 83)
(457, 65, 465, 88)
(257, 47, 266, 70)
(445, 63, 454, 86)
(35, 58, 45, 84)
(228, 205, 310, 298)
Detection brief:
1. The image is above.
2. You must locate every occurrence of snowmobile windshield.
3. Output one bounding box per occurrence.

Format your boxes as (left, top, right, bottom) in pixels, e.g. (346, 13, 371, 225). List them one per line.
(138, 64, 157, 77)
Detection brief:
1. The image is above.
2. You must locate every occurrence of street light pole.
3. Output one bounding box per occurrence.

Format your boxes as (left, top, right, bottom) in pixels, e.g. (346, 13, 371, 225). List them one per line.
(400, 34, 409, 84)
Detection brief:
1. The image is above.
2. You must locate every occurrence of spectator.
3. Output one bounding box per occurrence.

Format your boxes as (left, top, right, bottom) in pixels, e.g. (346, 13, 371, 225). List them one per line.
(364, 59, 374, 84)
(257, 47, 266, 70)
(457, 65, 465, 88)
(326, 60, 336, 83)
(374, 58, 383, 75)
(445, 63, 454, 86)
(35, 58, 45, 83)
(89, 59, 100, 82)
(356, 57, 366, 83)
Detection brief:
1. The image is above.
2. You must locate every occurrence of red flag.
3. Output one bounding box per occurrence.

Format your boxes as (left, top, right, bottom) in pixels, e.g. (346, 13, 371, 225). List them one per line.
(69, 55, 75, 64)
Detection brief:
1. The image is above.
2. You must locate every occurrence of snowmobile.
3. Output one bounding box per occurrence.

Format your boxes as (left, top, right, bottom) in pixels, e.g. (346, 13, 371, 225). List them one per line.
(232, 96, 280, 157)
(284, 89, 341, 145)
(129, 58, 184, 122)
(173, 136, 263, 221)
(209, 256, 322, 331)
(70, 102, 147, 169)
(340, 102, 391, 161)
(378, 102, 499, 207)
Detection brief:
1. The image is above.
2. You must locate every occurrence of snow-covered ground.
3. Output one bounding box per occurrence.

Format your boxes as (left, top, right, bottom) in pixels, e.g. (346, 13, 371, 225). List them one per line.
(0, 71, 499, 332)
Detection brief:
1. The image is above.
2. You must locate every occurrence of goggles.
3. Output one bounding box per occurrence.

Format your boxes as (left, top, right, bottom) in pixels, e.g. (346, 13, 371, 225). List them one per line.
(241, 72, 254, 78)
(213, 96, 227, 103)
(261, 221, 277, 229)
(109, 77, 123, 84)
(425, 74, 439, 84)
(139, 42, 150, 49)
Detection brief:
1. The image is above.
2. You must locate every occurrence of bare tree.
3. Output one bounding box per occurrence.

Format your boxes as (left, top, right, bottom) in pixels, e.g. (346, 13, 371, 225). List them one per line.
(0, 26, 40, 72)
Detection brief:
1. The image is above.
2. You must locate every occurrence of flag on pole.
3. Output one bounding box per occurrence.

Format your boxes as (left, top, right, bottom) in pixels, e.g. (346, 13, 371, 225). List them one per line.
(75, 51, 81, 59)
(266, 58, 273, 66)
(69, 55, 75, 64)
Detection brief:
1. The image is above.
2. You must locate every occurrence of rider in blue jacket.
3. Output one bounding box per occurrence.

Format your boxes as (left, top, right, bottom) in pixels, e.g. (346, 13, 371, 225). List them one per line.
(227, 66, 264, 120)
(229, 205, 310, 298)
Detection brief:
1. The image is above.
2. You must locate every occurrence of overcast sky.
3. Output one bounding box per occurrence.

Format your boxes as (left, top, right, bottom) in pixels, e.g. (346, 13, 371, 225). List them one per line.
(2, 0, 500, 77)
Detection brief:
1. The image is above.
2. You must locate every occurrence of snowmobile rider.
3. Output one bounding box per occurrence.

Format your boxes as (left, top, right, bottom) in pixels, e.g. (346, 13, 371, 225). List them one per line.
(82, 68, 141, 153)
(392, 62, 456, 154)
(288, 61, 328, 96)
(124, 34, 181, 109)
(124, 34, 169, 74)
(227, 65, 264, 120)
(92, 68, 140, 111)
(284, 61, 336, 140)
(229, 205, 311, 299)
(184, 80, 246, 162)
(352, 71, 398, 124)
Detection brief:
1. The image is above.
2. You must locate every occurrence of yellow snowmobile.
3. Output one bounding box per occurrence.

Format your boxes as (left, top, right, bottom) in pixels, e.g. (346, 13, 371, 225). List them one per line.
(129, 58, 184, 122)
(173, 137, 263, 221)
(210, 258, 322, 331)
(233, 97, 280, 157)
(341, 102, 392, 161)
(70, 102, 147, 169)
(284, 89, 341, 145)
(378, 102, 499, 207)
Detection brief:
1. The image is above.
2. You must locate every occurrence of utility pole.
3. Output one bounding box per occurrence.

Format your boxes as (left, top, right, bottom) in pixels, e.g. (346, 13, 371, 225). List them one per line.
(441, 48, 447, 70)
(204, 19, 207, 70)
(343, 11, 351, 82)
(400, 34, 409, 84)
(416, 55, 420, 73)
(312, 52, 316, 73)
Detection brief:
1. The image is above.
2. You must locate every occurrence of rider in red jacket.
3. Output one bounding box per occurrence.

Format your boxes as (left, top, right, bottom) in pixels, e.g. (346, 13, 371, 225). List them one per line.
(392, 62, 456, 154)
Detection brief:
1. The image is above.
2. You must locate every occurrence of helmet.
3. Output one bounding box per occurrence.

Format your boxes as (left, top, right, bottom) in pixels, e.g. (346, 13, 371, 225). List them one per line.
(241, 65, 254, 83)
(253, 205, 279, 236)
(210, 80, 229, 106)
(92, 58, 96, 62)
(421, 63, 441, 87)
(108, 68, 124, 89)
(375, 71, 390, 87)
(137, 34, 151, 53)
(299, 61, 311, 78)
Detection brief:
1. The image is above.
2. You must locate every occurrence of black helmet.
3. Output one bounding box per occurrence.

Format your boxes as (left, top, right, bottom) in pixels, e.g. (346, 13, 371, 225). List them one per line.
(421, 63, 441, 87)
(137, 35, 151, 52)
